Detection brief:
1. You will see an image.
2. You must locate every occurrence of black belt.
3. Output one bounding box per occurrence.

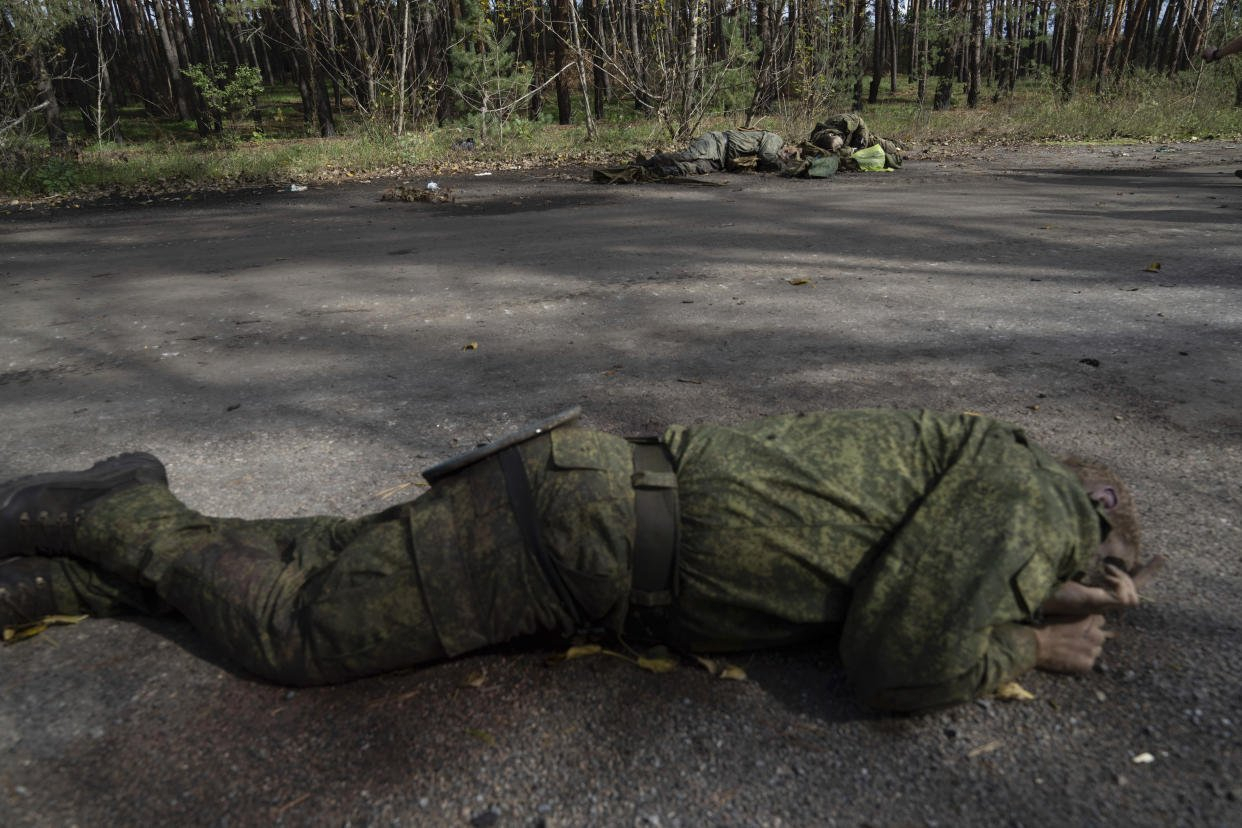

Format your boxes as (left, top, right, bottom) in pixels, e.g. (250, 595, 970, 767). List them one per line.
(628, 437, 679, 607)
(497, 436, 679, 637)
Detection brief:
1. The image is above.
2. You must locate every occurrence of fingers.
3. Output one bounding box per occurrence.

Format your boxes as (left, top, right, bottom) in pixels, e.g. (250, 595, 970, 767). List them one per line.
(1103, 564, 1139, 607)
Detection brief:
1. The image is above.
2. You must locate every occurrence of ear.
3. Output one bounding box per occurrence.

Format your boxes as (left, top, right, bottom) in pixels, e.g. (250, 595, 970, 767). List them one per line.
(1088, 484, 1119, 511)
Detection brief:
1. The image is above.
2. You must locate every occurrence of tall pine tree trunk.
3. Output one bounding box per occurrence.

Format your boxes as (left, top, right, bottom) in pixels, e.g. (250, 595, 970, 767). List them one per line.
(553, 0, 573, 124)
(286, 0, 336, 135)
(868, 0, 885, 104)
(1061, 0, 1083, 101)
(934, 0, 964, 109)
(967, 0, 982, 107)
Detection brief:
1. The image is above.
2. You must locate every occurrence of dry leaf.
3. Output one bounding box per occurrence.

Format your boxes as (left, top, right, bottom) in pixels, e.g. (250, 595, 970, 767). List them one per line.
(466, 728, 496, 746)
(636, 654, 678, 673)
(995, 681, 1035, 701)
(694, 656, 719, 674)
(564, 644, 602, 659)
(3, 623, 46, 642)
(462, 670, 487, 688)
(546, 643, 603, 665)
(967, 740, 1003, 758)
(374, 479, 428, 500)
(693, 656, 746, 680)
(463, 341, 478, 351)
(786, 278, 812, 286)
(1144, 262, 1161, 272)
(3, 614, 88, 643)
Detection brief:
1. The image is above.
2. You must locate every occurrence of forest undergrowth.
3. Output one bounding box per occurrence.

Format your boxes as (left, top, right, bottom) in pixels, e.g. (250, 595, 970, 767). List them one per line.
(3, 71, 1240, 206)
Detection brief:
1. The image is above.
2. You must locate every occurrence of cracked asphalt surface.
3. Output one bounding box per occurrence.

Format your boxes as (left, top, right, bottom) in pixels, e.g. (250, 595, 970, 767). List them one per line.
(2, 141, 1240, 826)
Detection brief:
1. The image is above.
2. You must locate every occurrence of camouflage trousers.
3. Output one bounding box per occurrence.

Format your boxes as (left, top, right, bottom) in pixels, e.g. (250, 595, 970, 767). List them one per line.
(63, 429, 639, 685)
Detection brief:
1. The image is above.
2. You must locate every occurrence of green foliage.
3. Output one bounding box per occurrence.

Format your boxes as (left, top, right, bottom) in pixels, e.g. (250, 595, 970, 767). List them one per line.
(183, 64, 264, 127)
(0, 0, 94, 132)
(4, 65, 1242, 201)
(34, 157, 81, 193)
(710, 20, 759, 116)
(445, 5, 532, 141)
(218, 0, 273, 27)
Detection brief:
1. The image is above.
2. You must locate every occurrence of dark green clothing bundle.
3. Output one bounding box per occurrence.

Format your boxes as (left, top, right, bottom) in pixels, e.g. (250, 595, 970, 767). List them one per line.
(56, 409, 1101, 711)
(646, 129, 787, 176)
(808, 113, 906, 171)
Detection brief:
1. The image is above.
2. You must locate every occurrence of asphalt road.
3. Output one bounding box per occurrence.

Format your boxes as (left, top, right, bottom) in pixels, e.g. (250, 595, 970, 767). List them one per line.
(2, 142, 1240, 827)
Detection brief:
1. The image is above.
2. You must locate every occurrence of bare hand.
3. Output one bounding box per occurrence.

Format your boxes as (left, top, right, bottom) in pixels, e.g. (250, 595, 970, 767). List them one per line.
(1033, 614, 1113, 673)
(1038, 555, 1165, 616)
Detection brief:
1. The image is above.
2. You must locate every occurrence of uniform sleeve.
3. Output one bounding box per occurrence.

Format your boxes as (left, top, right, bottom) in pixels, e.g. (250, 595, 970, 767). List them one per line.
(756, 132, 786, 168)
(839, 459, 1094, 713)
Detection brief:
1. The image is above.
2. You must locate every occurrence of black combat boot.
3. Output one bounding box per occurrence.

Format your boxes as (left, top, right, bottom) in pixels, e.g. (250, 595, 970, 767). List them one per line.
(0, 453, 168, 559)
(0, 557, 59, 627)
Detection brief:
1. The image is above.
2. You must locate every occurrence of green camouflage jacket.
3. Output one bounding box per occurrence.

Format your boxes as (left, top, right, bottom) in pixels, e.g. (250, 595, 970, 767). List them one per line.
(660, 409, 1102, 711)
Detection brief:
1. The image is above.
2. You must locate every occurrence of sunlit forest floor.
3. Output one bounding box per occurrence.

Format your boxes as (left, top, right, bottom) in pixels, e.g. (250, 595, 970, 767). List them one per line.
(3, 70, 1241, 203)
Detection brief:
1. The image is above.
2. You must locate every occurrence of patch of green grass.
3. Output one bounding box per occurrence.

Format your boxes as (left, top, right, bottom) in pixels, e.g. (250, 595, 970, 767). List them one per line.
(3, 70, 1240, 201)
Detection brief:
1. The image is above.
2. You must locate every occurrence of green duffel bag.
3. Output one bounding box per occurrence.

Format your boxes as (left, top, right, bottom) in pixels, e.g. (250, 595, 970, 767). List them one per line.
(805, 155, 840, 178)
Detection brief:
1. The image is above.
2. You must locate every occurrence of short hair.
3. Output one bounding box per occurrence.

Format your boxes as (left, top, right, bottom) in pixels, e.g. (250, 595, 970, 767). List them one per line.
(1058, 455, 1143, 569)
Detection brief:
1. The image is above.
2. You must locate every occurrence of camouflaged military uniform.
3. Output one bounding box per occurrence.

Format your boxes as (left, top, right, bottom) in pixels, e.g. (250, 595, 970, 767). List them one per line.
(646, 129, 787, 176)
(45, 409, 1104, 712)
(808, 113, 905, 170)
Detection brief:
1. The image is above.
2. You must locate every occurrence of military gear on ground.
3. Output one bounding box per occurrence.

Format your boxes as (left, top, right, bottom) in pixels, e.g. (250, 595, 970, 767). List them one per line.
(845, 144, 890, 172)
(423, 407, 582, 484)
(809, 113, 905, 170)
(593, 165, 663, 184)
(0, 453, 167, 559)
(18, 410, 1105, 712)
(637, 129, 789, 178)
(784, 153, 841, 179)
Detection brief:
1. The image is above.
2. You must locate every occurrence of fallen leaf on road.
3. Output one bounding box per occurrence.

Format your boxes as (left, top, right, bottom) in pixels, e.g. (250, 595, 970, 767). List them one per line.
(466, 728, 496, 746)
(637, 654, 678, 673)
(3, 614, 88, 643)
(1144, 262, 1161, 272)
(463, 341, 478, 350)
(995, 681, 1035, 701)
(968, 740, 1003, 758)
(374, 479, 428, 499)
(545, 644, 603, 665)
(694, 655, 747, 680)
(695, 656, 719, 674)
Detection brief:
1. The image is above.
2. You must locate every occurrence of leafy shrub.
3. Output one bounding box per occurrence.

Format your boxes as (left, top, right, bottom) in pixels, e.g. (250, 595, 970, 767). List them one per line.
(183, 64, 264, 132)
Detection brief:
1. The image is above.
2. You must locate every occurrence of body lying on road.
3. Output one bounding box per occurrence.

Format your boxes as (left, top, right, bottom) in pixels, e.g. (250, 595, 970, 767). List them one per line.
(1, 407, 1162, 713)
(594, 115, 905, 183)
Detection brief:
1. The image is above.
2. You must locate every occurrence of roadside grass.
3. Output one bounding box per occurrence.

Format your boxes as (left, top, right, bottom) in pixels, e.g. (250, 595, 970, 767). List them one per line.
(3, 71, 1240, 201)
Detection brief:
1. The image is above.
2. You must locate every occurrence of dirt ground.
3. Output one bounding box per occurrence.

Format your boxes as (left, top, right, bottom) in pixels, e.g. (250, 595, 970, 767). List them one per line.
(1, 140, 1240, 827)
